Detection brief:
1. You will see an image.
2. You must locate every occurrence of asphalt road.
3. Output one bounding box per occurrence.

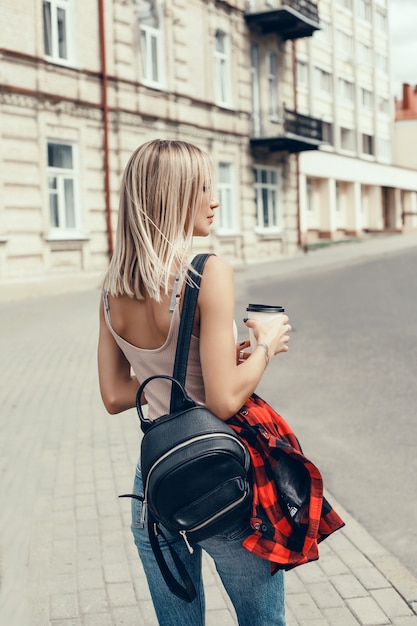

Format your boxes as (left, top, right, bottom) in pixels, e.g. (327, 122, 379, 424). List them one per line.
(235, 246, 417, 580)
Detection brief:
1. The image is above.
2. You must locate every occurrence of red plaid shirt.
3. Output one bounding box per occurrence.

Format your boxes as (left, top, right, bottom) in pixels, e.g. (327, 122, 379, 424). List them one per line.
(228, 394, 345, 572)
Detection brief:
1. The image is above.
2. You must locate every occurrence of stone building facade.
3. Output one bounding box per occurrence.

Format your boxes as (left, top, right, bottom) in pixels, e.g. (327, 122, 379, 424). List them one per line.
(0, 0, 416, 289)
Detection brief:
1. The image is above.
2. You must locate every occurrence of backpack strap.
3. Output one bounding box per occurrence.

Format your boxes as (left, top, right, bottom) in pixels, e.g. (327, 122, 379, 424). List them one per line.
(147, 515, 197, 603)
(170, 253, 212, 413)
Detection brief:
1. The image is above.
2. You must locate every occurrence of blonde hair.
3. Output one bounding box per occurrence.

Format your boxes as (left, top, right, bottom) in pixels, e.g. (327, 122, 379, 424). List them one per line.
(103, 139, 213, 301)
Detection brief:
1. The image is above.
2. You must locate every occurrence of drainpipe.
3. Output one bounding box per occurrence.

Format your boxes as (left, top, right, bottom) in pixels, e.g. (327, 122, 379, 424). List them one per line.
(291, 39, 302, 249)
(98, 0, 114, 258)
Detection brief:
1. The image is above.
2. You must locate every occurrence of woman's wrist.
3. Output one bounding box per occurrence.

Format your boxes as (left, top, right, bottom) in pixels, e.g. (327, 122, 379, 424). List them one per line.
(255, 342, 270, 368)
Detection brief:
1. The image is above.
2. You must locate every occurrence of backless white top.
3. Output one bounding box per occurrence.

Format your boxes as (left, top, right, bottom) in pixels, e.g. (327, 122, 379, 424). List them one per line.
(103, 268, 205, 421)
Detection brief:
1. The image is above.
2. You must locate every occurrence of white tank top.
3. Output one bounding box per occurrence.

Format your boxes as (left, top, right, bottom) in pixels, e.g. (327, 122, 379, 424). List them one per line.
(103, 270, 205, 421)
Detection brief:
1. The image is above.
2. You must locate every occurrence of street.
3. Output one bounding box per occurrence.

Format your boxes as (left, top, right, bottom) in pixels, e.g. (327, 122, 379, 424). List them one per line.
(236, 245, 417, 579)
(1, 238, 417, 625)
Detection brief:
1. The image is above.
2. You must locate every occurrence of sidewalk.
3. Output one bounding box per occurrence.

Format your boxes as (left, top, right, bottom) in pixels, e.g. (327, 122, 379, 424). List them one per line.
(1, 232, 417, 625)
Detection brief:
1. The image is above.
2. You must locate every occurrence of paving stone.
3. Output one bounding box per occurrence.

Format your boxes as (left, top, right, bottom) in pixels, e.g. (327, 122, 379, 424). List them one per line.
(78, 588, 108, 615)
(371, 588, 414, 618)
(49, 592, 79, 620)
(347, 596, 390, 625)
(286, 592, 324, 622)
(106, 582, 137, 607)
(322, 606, 361, 625)
(332, 573, 369, 599)
(307, 581, 345, 609)
(354, 566, 392, 591)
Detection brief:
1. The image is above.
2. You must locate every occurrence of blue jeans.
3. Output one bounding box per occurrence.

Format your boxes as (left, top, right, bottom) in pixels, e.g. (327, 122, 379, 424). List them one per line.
(131, 465, 286, 626)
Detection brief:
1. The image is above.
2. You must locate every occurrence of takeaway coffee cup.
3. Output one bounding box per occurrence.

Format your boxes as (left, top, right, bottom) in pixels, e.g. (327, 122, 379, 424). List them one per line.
(246, 303, 285, 350)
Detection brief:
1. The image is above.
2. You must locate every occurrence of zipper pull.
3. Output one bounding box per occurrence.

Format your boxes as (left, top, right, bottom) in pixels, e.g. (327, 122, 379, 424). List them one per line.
(140, 500, 147, 527)
(180, 530, 194, 554)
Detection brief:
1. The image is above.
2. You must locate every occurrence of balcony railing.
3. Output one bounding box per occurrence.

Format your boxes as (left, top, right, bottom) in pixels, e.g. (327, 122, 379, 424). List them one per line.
(250, 108, 323, 153)
(245, 0, 320, 40)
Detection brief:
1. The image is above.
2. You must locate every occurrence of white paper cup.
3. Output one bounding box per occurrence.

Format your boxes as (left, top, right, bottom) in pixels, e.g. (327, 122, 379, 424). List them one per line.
(246, 304, 285, 350)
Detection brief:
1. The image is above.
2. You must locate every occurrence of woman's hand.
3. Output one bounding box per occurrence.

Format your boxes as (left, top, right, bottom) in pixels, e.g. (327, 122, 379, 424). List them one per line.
(236, 340, 251, 364)
(244, 315, 291, 360)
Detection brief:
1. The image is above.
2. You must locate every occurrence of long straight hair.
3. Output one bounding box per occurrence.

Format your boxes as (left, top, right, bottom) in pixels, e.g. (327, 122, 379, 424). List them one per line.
(103, 139, 213, 301)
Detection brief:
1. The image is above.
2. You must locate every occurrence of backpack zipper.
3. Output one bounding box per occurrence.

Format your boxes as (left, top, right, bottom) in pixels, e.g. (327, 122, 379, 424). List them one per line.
(179, 489, 249, 554)
(140, 433, 248, 528)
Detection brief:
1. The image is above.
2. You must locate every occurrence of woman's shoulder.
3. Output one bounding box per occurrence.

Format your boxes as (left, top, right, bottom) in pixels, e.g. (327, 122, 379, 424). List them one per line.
(198, 254, 234, 301)
(203, 254, 233, 278)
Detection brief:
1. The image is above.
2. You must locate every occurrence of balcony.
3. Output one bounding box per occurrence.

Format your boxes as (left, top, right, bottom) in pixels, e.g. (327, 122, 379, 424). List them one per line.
(245, 0, 320, 40)
(250, 109, 323, 153)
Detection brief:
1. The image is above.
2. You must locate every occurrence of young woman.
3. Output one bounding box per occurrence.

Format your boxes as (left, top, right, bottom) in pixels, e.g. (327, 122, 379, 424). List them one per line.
(98, 139, 291, 625)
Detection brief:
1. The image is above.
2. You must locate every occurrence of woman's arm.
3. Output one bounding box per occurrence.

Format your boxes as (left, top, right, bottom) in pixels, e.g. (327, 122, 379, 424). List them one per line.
(97, 298, 141, 414)
(198, 256, 290, 420)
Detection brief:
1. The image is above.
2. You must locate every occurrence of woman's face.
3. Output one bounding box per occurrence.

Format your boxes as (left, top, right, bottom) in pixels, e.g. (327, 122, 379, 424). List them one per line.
(193, 187, 219, 237)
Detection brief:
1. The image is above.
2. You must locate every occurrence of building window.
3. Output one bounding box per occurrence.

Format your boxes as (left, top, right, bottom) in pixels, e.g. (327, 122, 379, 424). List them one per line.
(339, 78, 354, 103)
(43, 0, 72, 62)
(217, 163, 237, 233)
(335, 181, 342, 212)
(340, 127, 356, 152)
(376, 7, 387, 32)
(378, 138, 391, 162)
(378, 96, 389, 114)
(306, 178, 314, 212)
(337, 30, 353, 59)
(297, 59, 309, 88)
(315, 67, 333, 96)
(315, 19, 332, 46)
(358, 0, 372, 22)
(254, 167, 280, 230)
(322, 121, 334, 145)
(250, 42, 261, 135)
(358, 42, 372, 67)
(267, 51, 279, 119)
(138, 0, 164, 87)
(361, 133, 374, 156)
(47, 142, 79, 232)
(214, 31, 232, 107)
(376, 52, 388, 75)
(336, 0, 352, 10)
(360, 87, 374, 109)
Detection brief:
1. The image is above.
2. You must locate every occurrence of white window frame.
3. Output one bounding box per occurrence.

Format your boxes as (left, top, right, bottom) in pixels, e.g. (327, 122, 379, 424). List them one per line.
(267, 51, 279, 120)
(335, 181, 343, 213)
(376, 52, 388, 75)
(336, 0, 352, 10)
(337, 30, 353, 59)
(254, 166, 281, 232)
(214, 31, 233, 107)
(138, 0, 165, 88)
(306, 178, 314, 213)
(322, 121, 334, 145)
(297, 59, 309, 89)
(358, 42, 372, 67)
(47, 141, 81, 235)
(315, 19, 332, 47)
(43, 0, 73, 64)
(360, 87, 374, 109)
(378, 96, 389, 115)
(378, 138, 391, 163)
(250, 42, 261, 136)
(340, 127, 356, 152)
(339, 78, 354, 103)
(217, 163, 238, 234)
(358, 0, 372, 22)
(376, 7, 387, 32)
(361, 133, 374, 156)
(315, 67, 333, 96)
